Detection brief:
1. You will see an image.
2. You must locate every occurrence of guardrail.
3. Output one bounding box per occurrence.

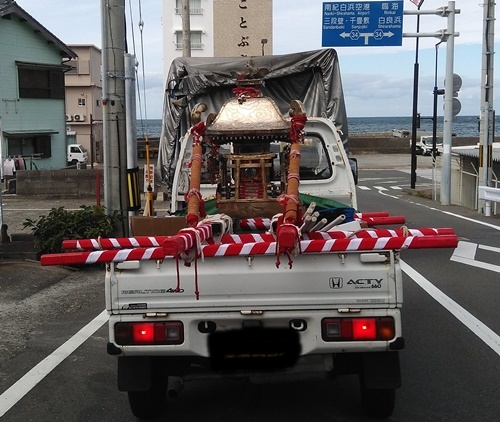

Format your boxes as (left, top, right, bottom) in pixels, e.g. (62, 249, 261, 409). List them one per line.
(478, 186, 500, 202)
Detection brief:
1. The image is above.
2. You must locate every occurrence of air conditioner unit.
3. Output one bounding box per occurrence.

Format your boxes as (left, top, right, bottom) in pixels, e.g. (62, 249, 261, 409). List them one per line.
(74, 114, 85, 122)
(65, 114, 73, 122)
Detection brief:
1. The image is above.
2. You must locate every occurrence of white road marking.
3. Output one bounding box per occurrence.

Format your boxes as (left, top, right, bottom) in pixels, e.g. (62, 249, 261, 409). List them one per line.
(434, 208, 500, 231)
(0, 310, 109, 417)
(357, 185, 405, 191)
(451, 241, 500, 273)
(401, 260, 500, 356)
(480, 244, 500, 253)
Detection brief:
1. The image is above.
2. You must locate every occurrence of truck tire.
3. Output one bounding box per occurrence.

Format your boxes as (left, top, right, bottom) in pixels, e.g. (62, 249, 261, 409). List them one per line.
(128, 381, 167, 420)
(360, 378, 396, 418)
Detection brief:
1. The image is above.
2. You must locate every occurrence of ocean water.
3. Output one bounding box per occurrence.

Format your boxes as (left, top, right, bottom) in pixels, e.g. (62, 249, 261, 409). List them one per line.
(136, 119, 163, 139)
(136, 115, 492, 139)
(348, 115, 487, 137)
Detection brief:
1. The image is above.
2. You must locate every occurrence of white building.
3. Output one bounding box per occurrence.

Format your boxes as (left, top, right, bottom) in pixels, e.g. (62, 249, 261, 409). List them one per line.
(162, 0, 273, 82)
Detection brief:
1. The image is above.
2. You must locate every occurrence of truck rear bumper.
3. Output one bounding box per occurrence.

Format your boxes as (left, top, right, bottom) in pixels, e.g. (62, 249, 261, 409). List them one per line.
(108, 308, 402, 357)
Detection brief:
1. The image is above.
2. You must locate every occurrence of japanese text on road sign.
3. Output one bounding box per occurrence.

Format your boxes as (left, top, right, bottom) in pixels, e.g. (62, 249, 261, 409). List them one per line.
(322, 1, 403, 47)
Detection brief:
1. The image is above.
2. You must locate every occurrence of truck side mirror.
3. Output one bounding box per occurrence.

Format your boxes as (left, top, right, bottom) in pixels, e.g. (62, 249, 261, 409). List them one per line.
(349, 158, 358, 185)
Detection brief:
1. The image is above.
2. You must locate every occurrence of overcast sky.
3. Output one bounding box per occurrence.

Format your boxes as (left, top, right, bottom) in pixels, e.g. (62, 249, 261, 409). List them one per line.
(16, 0, 498, 119)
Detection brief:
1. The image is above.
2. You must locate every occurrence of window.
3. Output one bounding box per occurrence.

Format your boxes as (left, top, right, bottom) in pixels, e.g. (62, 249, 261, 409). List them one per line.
(7, 135, 52, 158)
(270, 136, 332, 180)
(299, 136, 332, 180)
(175, 31, 203, 49)
(16, 62, 65, 100)
(175, 0, 202, 14)
(78, 98, 86, 107)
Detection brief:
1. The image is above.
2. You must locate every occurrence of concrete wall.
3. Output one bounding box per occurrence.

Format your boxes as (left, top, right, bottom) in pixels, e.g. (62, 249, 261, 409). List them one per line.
(14, 136, 480, 197)
(16, 169, 104, 198)
(349, 136, 479, 155)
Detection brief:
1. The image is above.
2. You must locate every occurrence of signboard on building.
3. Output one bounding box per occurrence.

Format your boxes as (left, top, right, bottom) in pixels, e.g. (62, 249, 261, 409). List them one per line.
(322, 1, 404, 47)
(213, 0, 273, 57)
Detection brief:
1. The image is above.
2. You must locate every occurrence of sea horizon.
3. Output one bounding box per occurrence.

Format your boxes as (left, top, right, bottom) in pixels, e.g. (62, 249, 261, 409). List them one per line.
(137, 115, 492, 139)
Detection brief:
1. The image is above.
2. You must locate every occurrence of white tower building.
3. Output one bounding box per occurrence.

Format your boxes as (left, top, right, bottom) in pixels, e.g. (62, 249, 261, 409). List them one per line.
(162, 0, 273, 82)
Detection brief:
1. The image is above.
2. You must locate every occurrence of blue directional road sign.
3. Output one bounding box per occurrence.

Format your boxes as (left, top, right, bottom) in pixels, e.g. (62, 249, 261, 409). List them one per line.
(322, 1, 403, 47)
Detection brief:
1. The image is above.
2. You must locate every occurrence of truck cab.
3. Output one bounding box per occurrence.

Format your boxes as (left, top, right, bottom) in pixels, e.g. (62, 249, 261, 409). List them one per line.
(171, 117, 358, 214)
(413, 135, 443, 156)
(67, 144, 88, 166)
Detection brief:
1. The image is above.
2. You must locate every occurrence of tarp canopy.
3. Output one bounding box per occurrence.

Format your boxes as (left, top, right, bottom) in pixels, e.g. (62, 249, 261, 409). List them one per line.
(158, 48, 348, 192)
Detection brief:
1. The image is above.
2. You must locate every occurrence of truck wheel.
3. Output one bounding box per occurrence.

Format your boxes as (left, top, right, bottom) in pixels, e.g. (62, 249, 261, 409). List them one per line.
(127, 379, 167, 419)
(360, 381, 395, 419)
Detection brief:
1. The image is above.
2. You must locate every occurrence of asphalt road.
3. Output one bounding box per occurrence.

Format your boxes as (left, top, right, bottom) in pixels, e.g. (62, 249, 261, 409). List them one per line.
(2, 154, 500, 421)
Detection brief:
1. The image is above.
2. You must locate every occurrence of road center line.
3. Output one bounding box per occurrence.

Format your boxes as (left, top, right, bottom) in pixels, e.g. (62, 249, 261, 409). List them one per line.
(401, 260, 500, 357)
(0, 310, 109, 418)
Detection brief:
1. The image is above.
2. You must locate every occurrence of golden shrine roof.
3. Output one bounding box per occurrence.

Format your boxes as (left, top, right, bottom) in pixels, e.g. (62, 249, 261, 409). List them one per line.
(205, 96, 290, 143)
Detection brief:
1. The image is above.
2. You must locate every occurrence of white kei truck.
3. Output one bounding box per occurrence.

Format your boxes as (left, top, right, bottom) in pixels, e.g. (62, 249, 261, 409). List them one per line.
(67, 143, 88, 166)
(40, 51, 457, 420)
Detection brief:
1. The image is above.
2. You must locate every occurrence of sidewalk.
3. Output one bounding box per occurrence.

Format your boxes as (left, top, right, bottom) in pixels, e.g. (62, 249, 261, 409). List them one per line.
(0, 197, 97, 260)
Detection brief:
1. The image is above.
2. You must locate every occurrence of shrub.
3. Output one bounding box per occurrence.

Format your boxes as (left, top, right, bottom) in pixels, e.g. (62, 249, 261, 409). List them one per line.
(23, 205, 122, 254)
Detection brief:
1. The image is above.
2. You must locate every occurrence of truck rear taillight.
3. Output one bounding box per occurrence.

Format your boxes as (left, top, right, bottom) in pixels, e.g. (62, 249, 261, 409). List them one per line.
(114, 321, 184, 345)
(321, 317, 395, 342)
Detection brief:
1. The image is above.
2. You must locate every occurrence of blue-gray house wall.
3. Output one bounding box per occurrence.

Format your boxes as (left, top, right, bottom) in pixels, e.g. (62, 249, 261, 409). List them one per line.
(0, 2, 76, 170)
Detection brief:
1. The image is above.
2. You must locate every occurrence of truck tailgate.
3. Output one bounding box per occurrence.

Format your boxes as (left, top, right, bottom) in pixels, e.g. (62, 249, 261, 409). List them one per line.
(107, 250, 401, 312)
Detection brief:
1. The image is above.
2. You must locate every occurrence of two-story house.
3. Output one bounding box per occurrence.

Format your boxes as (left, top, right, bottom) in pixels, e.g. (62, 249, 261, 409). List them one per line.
(0, 1, 76, 171)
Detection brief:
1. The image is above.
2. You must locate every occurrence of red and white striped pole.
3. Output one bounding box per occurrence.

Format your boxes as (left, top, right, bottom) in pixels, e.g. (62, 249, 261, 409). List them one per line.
(41, 233, 458, 266)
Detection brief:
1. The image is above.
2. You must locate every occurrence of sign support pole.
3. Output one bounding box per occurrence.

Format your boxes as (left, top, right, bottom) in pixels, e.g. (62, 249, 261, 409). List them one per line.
(410, 1, 423, 189)
(440, 1, 456, 206)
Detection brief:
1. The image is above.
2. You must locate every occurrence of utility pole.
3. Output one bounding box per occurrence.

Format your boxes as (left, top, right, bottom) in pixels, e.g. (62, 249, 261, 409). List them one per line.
(440, 1, 457, 206)
(182, 0, 191, 57)
(479, 0, 495, 215)
(125, 53, 140, 228)
(101, 0, 129, 236)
